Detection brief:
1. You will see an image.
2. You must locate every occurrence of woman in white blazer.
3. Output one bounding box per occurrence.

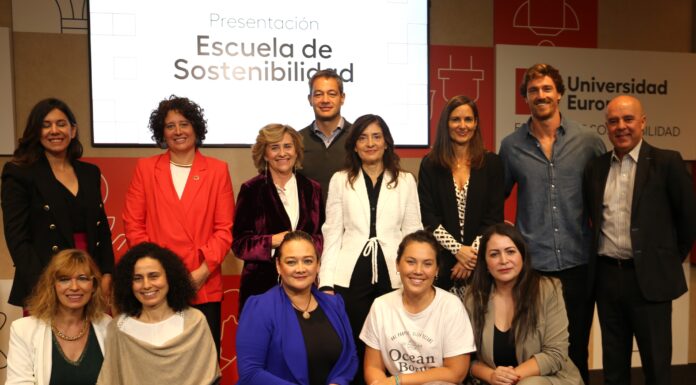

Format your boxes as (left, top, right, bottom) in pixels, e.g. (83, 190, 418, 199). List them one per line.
(320, 114, 422, 385)
(7, 249, 111, 385)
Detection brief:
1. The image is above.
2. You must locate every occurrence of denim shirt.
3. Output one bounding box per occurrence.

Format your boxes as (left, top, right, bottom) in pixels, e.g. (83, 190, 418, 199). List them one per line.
(499, 117, 606, 271)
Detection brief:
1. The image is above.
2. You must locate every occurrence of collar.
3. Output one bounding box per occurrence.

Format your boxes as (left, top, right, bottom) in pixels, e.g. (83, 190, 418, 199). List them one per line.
(611, 139, 643, 163)
(312, 116, 345, 135)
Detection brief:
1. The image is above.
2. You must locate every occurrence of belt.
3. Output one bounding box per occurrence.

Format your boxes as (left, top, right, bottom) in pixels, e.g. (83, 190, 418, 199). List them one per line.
(598, 255, 634, 268)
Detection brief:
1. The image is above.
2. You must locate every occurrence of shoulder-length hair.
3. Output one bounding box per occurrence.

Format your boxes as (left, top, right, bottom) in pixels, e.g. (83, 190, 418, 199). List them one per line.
(467, 223, 542, 348)
(148, 95, 208, 148)
(113, 242, 196, 316)
(429, 95, 485, 170)
(250, 124, 304, 174)
(12, 98, 83, 165)
(343, 114, 402, 189)
(25, 249, 105, 322)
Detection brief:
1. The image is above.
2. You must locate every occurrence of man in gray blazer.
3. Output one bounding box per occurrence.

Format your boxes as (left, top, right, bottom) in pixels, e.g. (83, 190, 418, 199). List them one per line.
(584, 95, 696, 385)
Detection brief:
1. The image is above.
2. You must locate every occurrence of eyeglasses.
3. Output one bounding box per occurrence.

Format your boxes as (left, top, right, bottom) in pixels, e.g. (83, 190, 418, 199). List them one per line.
(56, 275, 94, 287)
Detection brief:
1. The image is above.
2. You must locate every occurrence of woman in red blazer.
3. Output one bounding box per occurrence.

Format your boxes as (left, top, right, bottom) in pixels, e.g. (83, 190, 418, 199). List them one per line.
(122, 95, 234, 354)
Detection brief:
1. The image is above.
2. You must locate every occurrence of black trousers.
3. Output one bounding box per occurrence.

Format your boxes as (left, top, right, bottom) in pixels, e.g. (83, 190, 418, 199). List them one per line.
(540, 264, 593, 385)
(335, 247, 393, 385)
(192, 301, 222, 358)
(596, 257, 672, 385)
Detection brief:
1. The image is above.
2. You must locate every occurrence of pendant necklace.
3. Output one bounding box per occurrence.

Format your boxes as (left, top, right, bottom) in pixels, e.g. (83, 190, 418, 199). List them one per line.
(292, 294, 313, 319)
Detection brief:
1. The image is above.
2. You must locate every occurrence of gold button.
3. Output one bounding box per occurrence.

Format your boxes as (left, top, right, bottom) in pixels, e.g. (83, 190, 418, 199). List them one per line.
(99, 203, 103, 208)
(43, 205, 50, 211)
(96, 221, 101, 226)
(51, 246, 59, 252)
(49, 224, 56, 230)
(96, 241, 100, 247)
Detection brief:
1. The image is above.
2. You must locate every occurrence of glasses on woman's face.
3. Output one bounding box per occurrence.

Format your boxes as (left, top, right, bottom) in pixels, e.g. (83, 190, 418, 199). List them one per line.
(56, 274, 94, 288)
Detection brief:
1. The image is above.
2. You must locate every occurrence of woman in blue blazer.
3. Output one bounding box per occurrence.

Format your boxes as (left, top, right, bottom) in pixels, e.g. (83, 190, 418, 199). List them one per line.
(236, 231, 357, 385)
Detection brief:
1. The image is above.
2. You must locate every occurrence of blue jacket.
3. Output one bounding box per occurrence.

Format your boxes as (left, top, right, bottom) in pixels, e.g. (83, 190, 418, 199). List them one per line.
(236, 285, 358, 385)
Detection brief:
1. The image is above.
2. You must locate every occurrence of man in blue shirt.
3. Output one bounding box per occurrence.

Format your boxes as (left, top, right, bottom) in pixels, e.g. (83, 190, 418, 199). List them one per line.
(499, 63, 605, 384)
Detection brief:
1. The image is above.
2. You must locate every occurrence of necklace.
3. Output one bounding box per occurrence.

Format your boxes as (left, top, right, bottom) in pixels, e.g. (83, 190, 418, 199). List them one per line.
(291, 294, 313, 319)
(52, 319, 88, 341)
(170, 160, 193, 168)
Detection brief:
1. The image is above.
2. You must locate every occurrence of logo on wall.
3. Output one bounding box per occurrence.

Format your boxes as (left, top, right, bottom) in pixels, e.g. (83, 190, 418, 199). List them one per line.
(494, 0, 597, 48)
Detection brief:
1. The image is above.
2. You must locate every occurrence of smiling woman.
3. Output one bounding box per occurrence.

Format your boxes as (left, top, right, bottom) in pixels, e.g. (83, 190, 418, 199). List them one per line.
(122, 95, 235, 354)
(360, 231, 475, 385)
(98, 242, 220, 385)
(1, 98, 115, 310)
(236, 231, 358, 385)
(233, 124, 324, 313)
(6, 249, 110, 385)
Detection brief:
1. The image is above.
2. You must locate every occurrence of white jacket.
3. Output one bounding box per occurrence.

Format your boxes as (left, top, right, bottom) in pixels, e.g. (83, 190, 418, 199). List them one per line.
(320, 170, 422, 289)
(7, 314, 111, 385)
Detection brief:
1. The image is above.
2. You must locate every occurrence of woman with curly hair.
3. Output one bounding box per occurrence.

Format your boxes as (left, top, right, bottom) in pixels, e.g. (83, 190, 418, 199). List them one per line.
(122, 95, 234, 354)
(7, 249, 110, 385)
(233, 124, 324, 312)
(97, 242, 220, 385)
(1, 98, 114, 309)
(465, 224, 581, 385)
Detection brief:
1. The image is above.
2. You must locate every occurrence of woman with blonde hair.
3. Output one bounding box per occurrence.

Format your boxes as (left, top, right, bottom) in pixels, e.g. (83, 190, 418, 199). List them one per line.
(233, 123, 323, 312)
(7, 249, 110, 385)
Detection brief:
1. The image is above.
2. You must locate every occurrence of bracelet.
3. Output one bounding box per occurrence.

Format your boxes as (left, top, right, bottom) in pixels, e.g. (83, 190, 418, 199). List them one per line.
(394, 373, 400, 385)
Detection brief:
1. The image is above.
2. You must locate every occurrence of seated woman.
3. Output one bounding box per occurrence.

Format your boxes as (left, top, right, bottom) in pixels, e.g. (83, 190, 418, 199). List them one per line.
(97, 242, 220, 385)
(465, 223, 581, 385)
(233, 124, 323, 313)
(7, 249, 110, 385)
(237, 231, 358, 385)
(361, 230, 475, 385)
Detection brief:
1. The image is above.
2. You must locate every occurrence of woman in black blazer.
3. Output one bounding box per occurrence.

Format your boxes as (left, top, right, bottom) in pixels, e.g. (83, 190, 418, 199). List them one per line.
(418, 95, 504, 291)
(1, 98, 114, 308)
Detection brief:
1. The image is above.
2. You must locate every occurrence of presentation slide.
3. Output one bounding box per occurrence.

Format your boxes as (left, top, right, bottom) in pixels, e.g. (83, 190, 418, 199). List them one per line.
(88, 0, 429, 147)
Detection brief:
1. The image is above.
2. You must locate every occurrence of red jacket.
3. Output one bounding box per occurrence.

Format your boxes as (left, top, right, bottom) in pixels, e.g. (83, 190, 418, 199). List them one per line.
(123, 150, 234, 303)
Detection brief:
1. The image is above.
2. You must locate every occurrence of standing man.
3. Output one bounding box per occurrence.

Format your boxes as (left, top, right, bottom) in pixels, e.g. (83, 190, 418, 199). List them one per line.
(499, 63, 605, 384)
(299, 69, 351, 203)
(584, 95, 696, 385)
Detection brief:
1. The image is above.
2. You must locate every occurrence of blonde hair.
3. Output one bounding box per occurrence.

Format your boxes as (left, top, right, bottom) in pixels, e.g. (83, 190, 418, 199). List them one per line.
(251, 124, 304, 174)
(25, 249, 106, 322)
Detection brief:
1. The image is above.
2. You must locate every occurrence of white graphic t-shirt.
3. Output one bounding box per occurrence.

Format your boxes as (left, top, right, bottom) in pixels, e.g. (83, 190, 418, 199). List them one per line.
(360, 287, 476, 385)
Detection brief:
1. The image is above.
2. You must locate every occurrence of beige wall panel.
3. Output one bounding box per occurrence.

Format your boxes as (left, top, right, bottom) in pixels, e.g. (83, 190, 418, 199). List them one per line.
(429, 0, 493, 46)
(598, 0, 692, 52)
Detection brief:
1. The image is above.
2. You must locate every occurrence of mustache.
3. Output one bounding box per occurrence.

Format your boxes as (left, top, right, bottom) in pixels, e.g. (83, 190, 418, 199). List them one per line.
(534, 98, 553, 105)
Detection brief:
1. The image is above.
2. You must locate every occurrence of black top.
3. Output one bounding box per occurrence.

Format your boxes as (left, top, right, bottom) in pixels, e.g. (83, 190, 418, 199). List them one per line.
(295, 305, 342, 385)
(49, 324, 104, 385)
(57, 180, 87, 233)
(493, 325, 518, 368)
(362, 171, 384, 238)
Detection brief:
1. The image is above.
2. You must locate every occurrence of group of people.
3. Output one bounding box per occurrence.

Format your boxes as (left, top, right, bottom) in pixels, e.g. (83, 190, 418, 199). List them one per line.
(2, 63, 695, 385)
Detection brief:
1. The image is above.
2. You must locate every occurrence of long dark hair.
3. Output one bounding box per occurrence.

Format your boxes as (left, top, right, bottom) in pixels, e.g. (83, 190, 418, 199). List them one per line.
(428, 95, 485, 170)
(343, 114, 402, 189)
(467, 223, 544, 348)
(12, 98, 83, 165)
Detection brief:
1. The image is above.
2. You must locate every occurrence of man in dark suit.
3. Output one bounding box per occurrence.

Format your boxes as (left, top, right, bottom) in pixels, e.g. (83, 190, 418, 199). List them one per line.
(298, 69, 351, 204)
(584, 95, 696, 385)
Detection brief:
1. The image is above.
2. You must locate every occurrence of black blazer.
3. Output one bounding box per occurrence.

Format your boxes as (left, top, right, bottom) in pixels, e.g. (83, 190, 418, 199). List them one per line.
(1, 156, 114, 306)
(418, 152, 505, 289)
(583, 141, 696, 302)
